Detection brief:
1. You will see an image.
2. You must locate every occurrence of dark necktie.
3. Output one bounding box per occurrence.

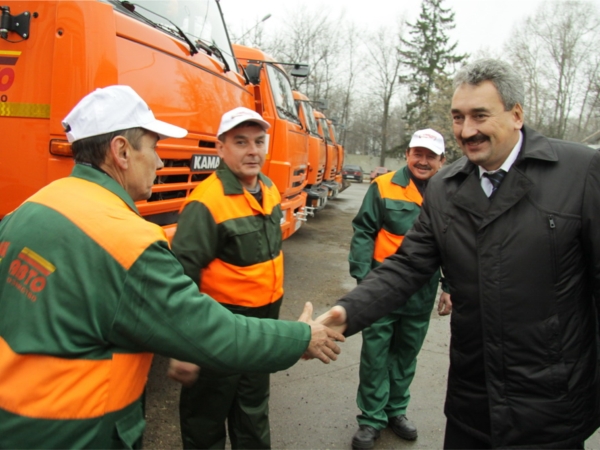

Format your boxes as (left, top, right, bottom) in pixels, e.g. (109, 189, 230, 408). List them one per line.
(483, 170, 506, 197)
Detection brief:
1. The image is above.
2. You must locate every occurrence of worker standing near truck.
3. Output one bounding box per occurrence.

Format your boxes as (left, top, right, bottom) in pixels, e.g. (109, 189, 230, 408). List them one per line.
(349, 129, 451, 450)
(169, 107, 288, 449)
(0, 87, 344, 449)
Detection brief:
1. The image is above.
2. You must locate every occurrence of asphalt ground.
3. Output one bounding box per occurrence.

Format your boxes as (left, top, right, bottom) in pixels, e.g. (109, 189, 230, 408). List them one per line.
(144, 182, 600, 449)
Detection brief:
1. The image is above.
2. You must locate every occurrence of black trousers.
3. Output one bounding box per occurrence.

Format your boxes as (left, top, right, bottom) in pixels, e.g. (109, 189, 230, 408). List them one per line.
(443, 420, 585, 449)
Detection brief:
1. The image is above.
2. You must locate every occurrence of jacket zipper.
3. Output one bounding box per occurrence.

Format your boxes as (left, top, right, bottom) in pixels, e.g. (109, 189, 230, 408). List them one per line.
(548, 215, 558, 284)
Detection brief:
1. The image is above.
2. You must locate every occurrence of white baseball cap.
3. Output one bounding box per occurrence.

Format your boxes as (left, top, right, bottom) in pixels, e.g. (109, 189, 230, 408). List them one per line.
(217, 107, 270, 138)
(408, 128, 445, 155)
(62, 85, 188, 143)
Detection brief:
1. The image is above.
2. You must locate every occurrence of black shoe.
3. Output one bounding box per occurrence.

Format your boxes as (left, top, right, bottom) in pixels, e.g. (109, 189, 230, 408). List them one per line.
(352, 425, 381, 449)
(389, 415, 418, 440)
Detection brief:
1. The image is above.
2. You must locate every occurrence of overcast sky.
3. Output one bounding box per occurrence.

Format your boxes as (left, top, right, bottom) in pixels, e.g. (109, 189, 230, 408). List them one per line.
(220, 0, 599, 57)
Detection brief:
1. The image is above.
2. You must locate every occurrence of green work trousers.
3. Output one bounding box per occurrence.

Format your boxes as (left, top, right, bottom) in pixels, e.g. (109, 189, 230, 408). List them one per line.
(179, 299, 281, 449)
(179, 368, 271, 449)
(356, 310, 431, 430)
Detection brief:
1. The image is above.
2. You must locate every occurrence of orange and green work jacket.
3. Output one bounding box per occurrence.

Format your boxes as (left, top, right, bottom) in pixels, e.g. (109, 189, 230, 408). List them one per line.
(172, 164, 283, 310)
(348, 166, 439, 315)
(0, 164, 310, 449)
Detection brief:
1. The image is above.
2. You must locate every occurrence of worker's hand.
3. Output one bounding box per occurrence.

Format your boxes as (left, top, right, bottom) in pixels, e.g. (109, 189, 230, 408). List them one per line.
(314, 305, 348, 335)
(297, 302, 345, 363)
(167, 359, 200, 387)
(438, 292, 452, 316)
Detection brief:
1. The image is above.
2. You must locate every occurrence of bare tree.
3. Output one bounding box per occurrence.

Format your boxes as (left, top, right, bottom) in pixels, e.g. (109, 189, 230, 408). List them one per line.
(364, 23, 406, 167)
(330, 22, 363, 147)
(257, 7, 365, 152)
(506, 0, 600, 140)
(262, 5, 344, 102)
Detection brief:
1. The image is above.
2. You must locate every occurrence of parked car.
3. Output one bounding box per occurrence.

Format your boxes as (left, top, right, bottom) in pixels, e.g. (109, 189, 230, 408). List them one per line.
(342, 164, 364, 183)
(370, 166, 391, 182)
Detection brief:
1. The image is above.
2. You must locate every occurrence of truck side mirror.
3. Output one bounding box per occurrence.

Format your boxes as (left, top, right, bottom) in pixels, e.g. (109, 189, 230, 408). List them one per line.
(245, 64, 261, 85)
(290, 64, 309, 78)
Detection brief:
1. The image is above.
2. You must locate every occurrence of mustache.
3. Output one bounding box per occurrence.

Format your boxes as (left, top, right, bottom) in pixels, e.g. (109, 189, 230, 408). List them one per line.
(461, 133, 489, 145)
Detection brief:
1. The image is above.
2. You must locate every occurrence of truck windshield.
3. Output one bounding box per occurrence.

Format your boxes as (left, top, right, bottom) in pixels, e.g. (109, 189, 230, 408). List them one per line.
(330, 124, 338, 142)
(298, 101, 319, 136)
(114, 0, 237, 72)
(319, 119, 333, 143)
(266, 64, 300, 124)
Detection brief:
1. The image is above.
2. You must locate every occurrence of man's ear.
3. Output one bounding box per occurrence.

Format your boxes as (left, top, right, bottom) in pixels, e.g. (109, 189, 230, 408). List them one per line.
(108, 136, 129, 170)
(216, 139, 225, 159)
(513, 103, 524, 130)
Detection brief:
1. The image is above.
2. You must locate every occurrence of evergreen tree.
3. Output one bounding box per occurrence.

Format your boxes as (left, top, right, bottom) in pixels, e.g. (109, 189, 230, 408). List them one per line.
(400, 0, 467, 133)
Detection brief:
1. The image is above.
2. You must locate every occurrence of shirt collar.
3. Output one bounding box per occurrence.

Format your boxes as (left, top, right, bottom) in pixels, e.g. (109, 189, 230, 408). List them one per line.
(478, 130, 523, 178)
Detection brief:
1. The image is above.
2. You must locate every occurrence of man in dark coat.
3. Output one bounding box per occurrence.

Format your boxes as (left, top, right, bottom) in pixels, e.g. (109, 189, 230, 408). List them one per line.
(318, 59, 600, 449)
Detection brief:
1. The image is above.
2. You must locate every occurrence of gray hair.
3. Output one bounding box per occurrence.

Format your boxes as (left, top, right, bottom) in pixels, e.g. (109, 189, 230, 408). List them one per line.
(453, 59, 524, 111)
(71, 127, 145, 166)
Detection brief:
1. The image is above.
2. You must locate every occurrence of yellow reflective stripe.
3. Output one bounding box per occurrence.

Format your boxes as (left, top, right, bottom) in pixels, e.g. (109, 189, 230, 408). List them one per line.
(21, 247, 56, 274)
(0, 50, 21, 56)
(0, 102, 51, 119)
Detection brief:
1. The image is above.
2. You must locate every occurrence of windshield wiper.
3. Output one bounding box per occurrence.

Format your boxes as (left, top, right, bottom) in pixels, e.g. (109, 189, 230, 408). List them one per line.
(276, 105, 298, 122)
(191, 38, 230, 73)
(120, 1, 198, 56)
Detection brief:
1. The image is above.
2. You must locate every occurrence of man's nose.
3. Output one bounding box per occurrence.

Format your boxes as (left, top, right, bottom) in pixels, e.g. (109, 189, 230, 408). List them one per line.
(155, 151, 164, 170)
(461, 116, 478, 138)
(248, 142, 261, 154)
(417, 154, 429, 164)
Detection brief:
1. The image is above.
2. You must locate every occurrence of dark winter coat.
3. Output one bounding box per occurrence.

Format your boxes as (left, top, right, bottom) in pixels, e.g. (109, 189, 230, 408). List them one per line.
(337, 126, 600, 448)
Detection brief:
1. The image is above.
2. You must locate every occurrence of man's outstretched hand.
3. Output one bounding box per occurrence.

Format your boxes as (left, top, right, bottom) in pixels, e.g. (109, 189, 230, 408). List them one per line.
(298, 302, 345, 363)
(314, 305, 348, 335)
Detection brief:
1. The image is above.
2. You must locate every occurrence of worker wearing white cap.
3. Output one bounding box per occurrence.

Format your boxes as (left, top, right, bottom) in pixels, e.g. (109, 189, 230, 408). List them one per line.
(169, 106, 292, 449)
(349, 128, 451, 450)
(0, 88, 343, 449)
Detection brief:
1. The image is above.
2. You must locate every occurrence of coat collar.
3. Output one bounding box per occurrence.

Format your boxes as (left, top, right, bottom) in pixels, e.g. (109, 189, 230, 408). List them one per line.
(71, 164, 140, 215)
(443, 126, 554, 227)
(391, 165, 411, 187)
(389, 166, 424, 204)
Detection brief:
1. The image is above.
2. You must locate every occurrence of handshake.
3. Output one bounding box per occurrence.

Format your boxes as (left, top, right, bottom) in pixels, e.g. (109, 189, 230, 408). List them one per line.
(169, 302, 348, 386)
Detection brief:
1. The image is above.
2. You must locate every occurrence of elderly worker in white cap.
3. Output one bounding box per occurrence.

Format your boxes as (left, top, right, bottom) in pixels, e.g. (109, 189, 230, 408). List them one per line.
(168, 106, 295, 450)
(0, 90, 343, 450)
(348, 128, 451, 450)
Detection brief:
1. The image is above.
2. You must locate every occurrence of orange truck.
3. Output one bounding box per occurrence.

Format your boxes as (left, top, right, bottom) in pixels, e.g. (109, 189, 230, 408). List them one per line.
(293, 90, 328, 212)
(328, 119, 350, 193)
(233, 44, 310, 239)
(0, 1, 305, 239)
(314, 110, 342, 198)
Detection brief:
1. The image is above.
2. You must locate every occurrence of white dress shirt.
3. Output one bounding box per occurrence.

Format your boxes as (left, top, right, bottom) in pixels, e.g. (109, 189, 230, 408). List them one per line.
(478, 131, 523, 197)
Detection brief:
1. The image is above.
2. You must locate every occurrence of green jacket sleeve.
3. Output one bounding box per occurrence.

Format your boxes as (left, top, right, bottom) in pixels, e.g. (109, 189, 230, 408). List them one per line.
(109, 241, 310, 373)
(348, 182, 383, 283)
(171, 201, 219, 287)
